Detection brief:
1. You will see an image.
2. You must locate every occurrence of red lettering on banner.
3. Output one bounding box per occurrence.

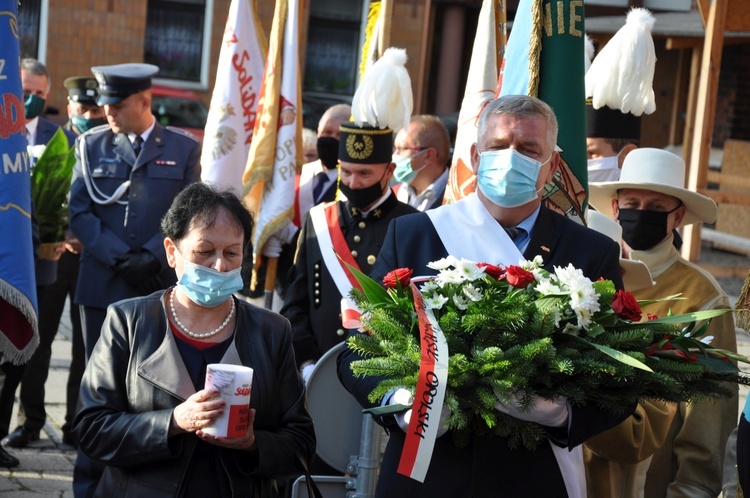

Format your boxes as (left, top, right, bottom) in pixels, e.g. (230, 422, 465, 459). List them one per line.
(232, 50, 258, 144)
(0, 93, 25, 139)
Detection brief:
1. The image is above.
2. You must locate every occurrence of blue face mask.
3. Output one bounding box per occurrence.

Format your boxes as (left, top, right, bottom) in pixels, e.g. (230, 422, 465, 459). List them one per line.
(71, 115, 107, 134)
(24, 94, 45, 120)
(392, 149, 428, 184)
(476, 149, 549, 208)
(174, 249, 244, 308)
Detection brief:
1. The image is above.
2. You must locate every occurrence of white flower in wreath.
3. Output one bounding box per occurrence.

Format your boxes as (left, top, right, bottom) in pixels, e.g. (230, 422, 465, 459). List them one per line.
(424, 294, 448, 310)
(420, 280, 440, 294)
(462, 284, 483, 302)
(455, 258, 486, 281)
(452, 293, 470, 310)
(535, 278, 562, 296)
(436, 268, 464, 286)
(427, 256, 459, 271)
(27, 144, 46, 160)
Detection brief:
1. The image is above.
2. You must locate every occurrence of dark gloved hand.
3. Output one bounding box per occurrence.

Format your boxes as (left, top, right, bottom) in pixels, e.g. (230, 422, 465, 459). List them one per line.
(136, 274, 164, 295)
(114, 251, 163, 293)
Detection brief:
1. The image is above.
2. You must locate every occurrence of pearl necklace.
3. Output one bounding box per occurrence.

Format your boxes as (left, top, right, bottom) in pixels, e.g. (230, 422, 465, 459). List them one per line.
(169, 290, 235, 339)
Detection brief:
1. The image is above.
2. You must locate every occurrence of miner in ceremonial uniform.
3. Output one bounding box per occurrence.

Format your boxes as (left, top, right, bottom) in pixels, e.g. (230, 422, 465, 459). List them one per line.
(280, 49, 418, 382)
(68, 62, 200, 497)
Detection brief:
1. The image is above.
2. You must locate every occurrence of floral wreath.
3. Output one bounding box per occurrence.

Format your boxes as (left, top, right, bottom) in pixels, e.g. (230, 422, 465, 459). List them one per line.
(345, 256, 750, 450)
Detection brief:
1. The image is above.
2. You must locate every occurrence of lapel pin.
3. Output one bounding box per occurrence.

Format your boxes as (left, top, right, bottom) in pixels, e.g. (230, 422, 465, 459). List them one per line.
(540, 245, 551, 253)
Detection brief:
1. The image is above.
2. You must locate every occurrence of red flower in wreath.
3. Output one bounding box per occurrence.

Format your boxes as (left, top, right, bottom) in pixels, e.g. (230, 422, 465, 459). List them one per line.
(383, 268, 413, 289)
(612, 289, 642, 322)
(505, 265, 535, 288)
(477, 262, 505, 281)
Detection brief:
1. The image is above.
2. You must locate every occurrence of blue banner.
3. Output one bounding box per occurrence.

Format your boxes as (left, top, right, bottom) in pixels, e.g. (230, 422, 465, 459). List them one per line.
(0, 0, 39, 364)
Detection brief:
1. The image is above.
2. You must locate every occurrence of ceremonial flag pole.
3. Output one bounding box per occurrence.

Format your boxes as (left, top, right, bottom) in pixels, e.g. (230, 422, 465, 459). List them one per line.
(201, 0, 267, 196)
(242, 0, 302, 309)
(498, 0, 588, 222)
(0, 1, 40, 363)
(444, 0, 505, 205)
(446, 0, 587, 223)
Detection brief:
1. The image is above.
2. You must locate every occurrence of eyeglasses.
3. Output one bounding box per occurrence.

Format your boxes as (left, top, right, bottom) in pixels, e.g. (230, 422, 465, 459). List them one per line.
(393, 146, 425, 155)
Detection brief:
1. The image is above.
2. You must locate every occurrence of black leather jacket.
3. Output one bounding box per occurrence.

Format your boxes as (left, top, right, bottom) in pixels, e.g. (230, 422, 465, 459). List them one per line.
(74, 290, 315, 497)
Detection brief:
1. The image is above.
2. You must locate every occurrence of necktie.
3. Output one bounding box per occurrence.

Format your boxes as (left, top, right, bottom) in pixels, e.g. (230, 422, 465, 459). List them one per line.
(132, 136, 144, 157)
(504, 226, 526, 246)
(312, 172, 329, 203)
(504, 226, 521, 240)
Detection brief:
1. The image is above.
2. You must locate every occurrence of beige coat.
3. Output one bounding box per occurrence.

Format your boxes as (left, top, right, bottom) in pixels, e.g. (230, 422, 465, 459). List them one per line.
(637, 237, 736, 498)
(584, 235, 738, 498)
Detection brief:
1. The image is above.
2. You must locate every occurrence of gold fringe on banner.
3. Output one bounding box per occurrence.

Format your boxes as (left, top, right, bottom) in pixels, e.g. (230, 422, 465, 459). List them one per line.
(735, 268, 750, 332)
(359, 0, 381, 81)
(527, 0, 542, 98)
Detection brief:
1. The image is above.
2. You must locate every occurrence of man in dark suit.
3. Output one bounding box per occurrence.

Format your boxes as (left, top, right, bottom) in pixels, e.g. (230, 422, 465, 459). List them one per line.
(0, 59, 76, 467)
(4, 76, 105, 452)
(67, 63, 200, 497)
(338, 95, 632, 497)
(392, 115, 451, 211)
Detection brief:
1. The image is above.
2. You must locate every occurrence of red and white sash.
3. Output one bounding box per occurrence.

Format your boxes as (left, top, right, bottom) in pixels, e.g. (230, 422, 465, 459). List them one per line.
(309, 202, 362, 328)
(397, 279, 450, 483)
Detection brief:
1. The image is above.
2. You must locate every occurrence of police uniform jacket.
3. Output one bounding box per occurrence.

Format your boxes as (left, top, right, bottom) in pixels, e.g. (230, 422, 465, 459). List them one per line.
(338, 204, 632, 498)
(281, 192, 418, 368)
(69, 123, 201, 308)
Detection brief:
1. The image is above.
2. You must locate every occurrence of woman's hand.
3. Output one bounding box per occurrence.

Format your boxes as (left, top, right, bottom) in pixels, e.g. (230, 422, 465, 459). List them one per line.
(171, 388, 225, 434)
(197, 408, 257, 451)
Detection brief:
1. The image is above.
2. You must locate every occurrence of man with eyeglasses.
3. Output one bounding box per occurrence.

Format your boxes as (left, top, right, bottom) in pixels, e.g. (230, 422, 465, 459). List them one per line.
(588, 148, 737, 498)
(391, 115, 451, 211)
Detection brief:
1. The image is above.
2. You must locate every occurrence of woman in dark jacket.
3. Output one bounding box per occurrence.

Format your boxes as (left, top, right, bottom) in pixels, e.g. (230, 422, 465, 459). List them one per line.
(74, 183, 315, 497)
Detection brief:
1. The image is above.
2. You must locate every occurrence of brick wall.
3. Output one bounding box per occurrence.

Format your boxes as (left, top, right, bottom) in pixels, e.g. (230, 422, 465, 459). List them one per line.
(44, 0, 149, 112)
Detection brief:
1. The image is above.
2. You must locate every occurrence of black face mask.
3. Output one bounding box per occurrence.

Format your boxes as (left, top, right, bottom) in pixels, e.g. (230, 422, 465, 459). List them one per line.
(340, 169, 388, 210)
(317, 136, 339, 170)
(618, 204, 680, 251)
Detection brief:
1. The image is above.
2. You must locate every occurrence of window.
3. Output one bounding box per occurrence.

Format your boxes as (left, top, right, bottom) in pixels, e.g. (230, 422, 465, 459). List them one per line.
(303, 0, 364, 96)
(144, 0, 212, 87)
(18, 0, 42, 59)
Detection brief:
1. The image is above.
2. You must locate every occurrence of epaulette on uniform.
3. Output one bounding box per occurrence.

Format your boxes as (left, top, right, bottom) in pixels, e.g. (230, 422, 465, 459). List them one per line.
(165, 126, 200, 144)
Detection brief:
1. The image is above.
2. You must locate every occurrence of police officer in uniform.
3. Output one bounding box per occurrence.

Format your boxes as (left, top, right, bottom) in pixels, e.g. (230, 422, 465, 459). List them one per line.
(64, 76, 107, 135)
(69, 63, 201, 359)
(68, 63, 200, 497)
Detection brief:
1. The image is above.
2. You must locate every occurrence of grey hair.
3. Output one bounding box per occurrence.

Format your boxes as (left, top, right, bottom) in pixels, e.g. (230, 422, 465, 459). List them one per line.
(20, 58, 50, 90)
(476, 95, 558, 152)
(318, 103, 352, 133)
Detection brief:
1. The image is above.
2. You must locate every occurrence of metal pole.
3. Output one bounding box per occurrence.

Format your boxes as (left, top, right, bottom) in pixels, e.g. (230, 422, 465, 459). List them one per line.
(353, 415, 382, 497)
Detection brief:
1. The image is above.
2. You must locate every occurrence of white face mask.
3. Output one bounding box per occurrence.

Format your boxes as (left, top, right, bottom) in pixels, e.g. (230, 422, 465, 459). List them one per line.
(587, 149, 623, 183)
